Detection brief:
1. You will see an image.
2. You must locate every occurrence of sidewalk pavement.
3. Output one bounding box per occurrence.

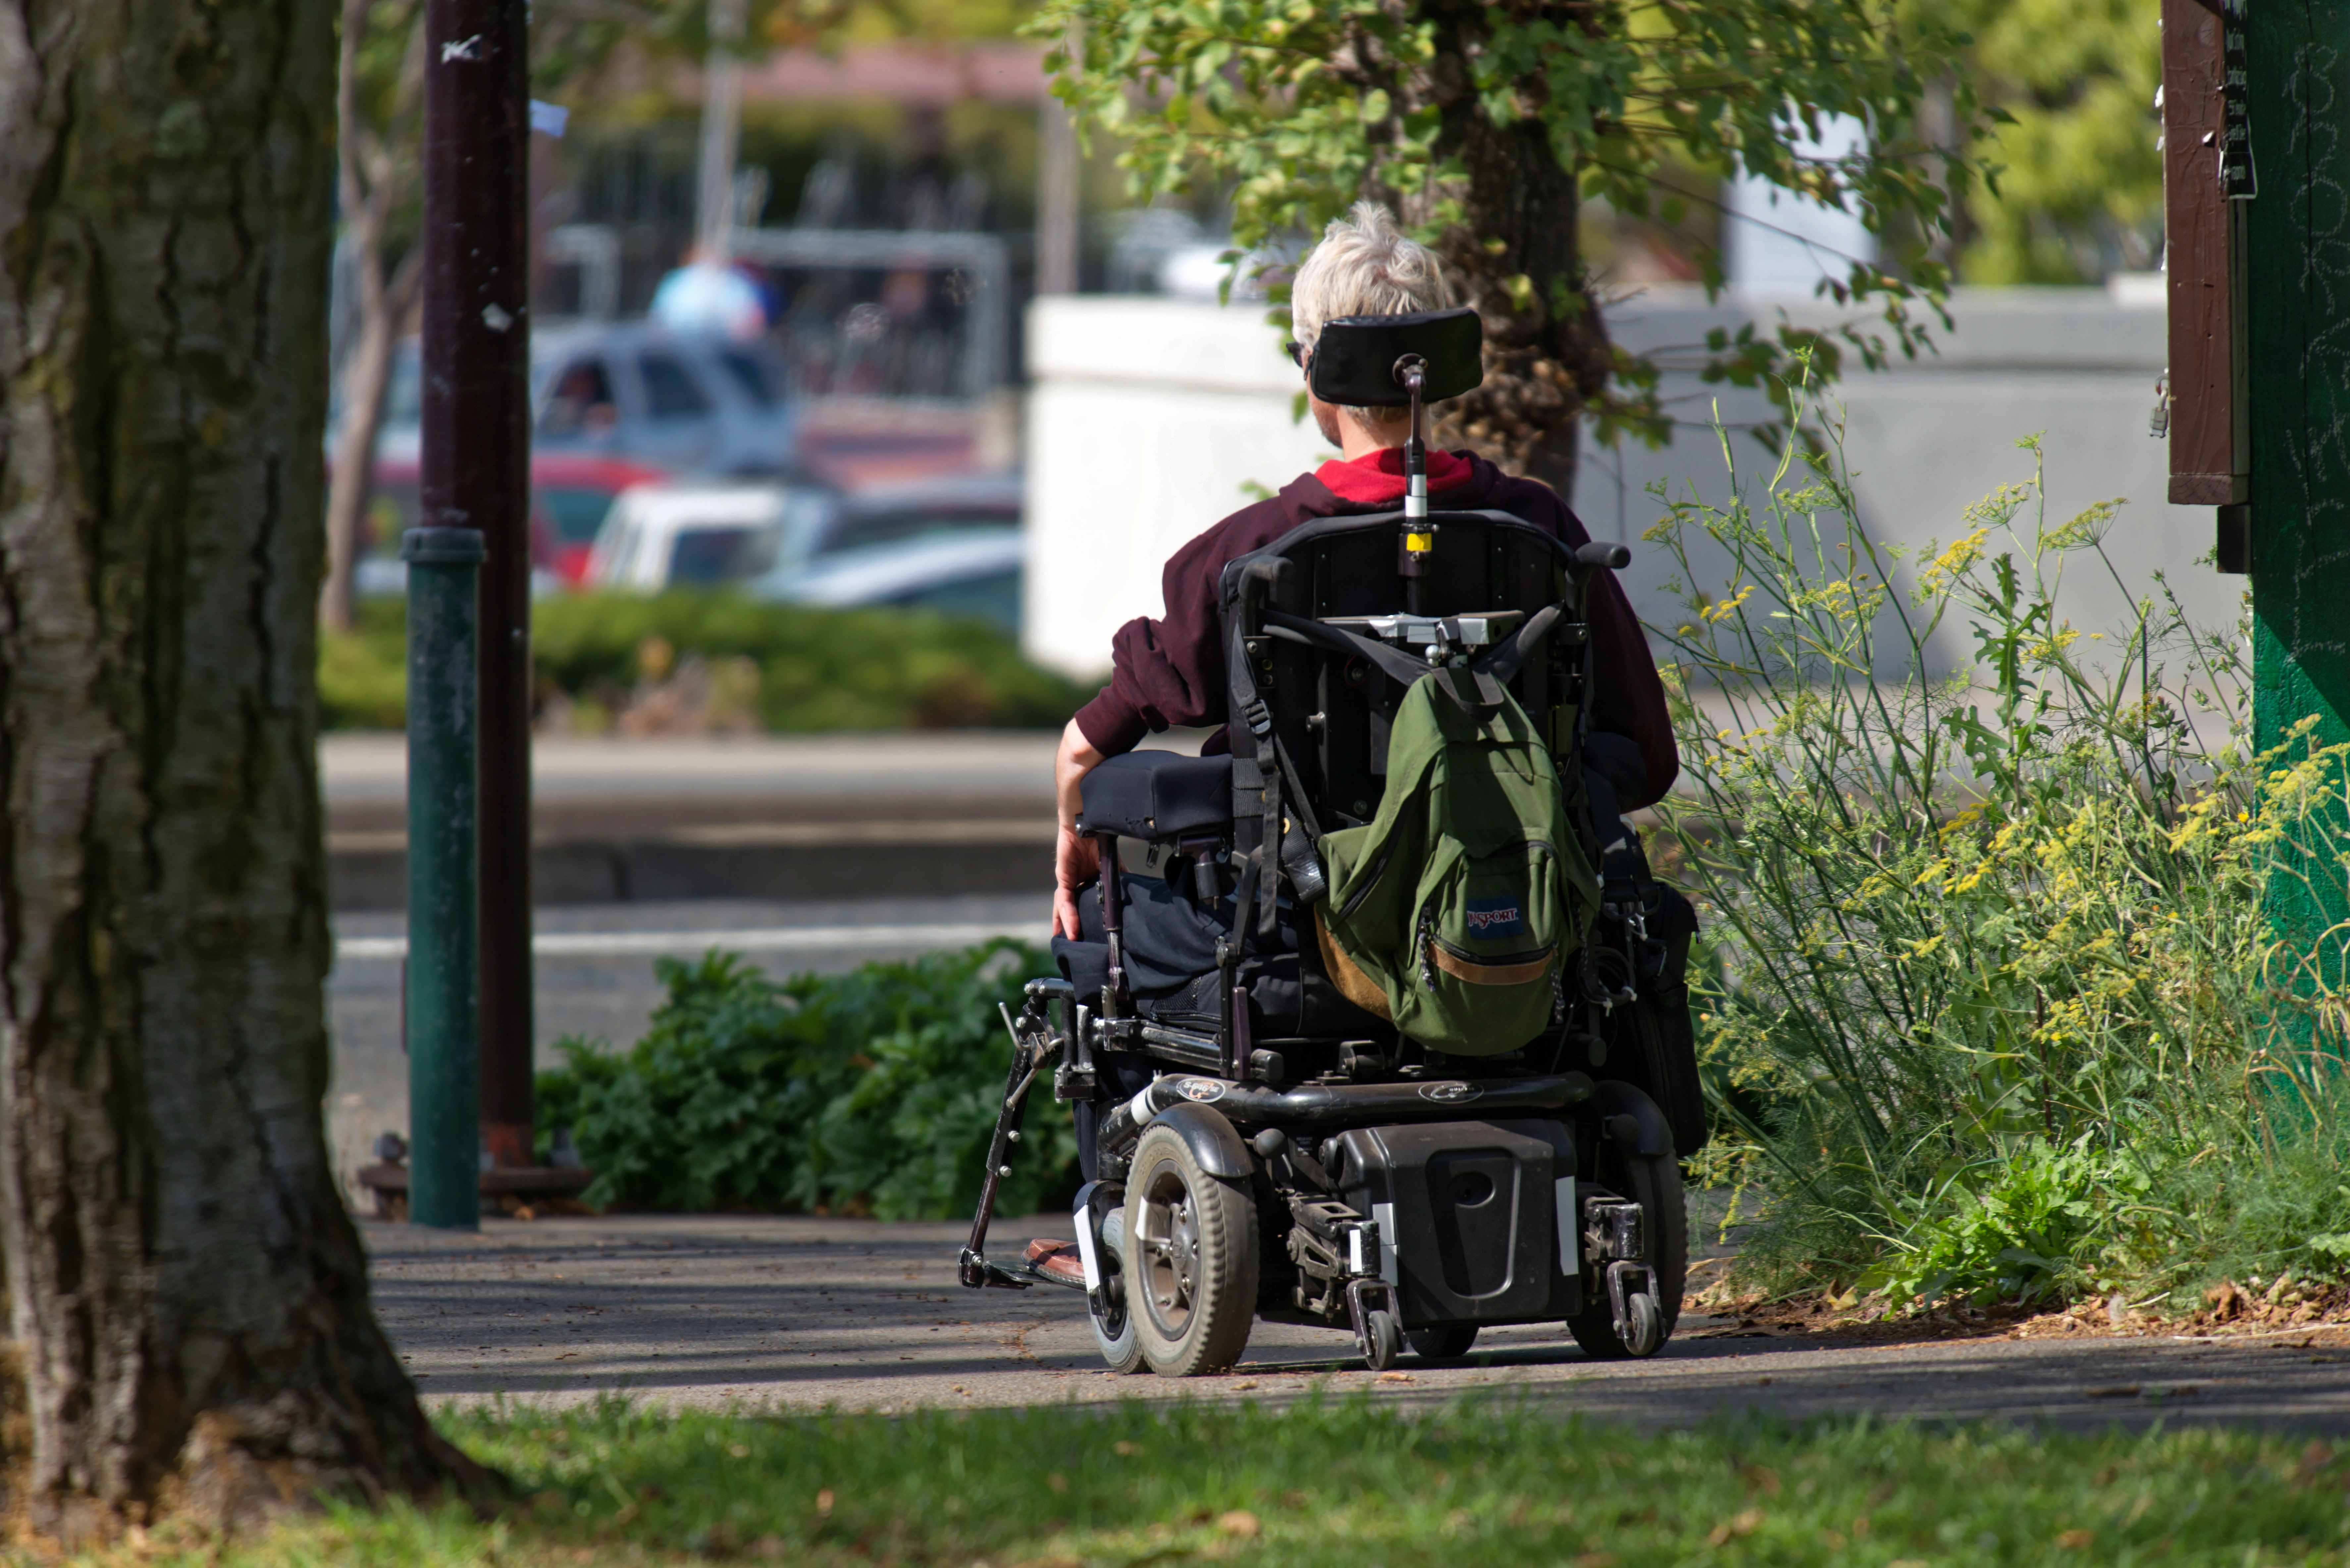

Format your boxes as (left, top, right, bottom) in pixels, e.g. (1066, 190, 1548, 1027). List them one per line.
(368, 1212, 2350, 1432)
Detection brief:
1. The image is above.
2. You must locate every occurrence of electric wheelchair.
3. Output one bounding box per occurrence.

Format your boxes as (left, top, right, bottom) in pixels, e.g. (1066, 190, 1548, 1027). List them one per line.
(958, 308, 1708, 1376)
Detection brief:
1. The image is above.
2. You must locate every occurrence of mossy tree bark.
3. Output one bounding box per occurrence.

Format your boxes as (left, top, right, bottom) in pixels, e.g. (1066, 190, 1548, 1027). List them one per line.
(0, 0, 491, 1536)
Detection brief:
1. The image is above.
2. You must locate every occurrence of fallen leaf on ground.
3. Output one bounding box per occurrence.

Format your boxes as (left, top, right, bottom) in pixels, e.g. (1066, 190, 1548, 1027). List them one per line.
(1377, 1371, 1415, 1383)
(2056, 1529, 2095, 1549)
(1706, 1509, 1764, 1546)
(1218, 1511, 1261, 1539)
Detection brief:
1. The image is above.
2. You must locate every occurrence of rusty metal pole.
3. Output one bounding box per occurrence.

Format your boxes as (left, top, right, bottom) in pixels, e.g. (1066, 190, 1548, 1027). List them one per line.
(423, 0, 536, 1173)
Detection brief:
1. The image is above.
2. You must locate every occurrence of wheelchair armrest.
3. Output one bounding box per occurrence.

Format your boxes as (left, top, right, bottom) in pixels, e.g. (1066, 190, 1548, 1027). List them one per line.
(1075, 751, 1234, 840)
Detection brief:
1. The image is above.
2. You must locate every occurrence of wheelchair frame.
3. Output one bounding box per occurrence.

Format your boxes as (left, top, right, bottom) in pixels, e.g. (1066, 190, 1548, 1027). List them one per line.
(956, 312, 1695, 1375)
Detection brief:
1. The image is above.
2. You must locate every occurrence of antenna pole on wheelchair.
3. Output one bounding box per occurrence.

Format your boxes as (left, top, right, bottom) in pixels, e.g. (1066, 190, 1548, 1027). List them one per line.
(1397, 355, 1432, 612)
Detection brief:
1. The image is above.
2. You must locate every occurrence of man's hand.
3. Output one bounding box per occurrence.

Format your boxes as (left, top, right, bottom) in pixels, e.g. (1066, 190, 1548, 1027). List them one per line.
(1053, 718, 1106, 939)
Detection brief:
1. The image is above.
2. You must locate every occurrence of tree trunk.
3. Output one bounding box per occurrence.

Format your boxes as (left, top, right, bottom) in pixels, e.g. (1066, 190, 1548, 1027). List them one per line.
(323, 313, 395, 634)
(321, 255, 419, 635)
(0, 0, 492, 1538)
(1377, 2, 1612, 497)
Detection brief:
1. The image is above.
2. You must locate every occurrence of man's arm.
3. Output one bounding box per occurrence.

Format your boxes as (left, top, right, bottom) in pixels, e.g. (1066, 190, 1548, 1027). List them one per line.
(1052, 717, 1105, 939)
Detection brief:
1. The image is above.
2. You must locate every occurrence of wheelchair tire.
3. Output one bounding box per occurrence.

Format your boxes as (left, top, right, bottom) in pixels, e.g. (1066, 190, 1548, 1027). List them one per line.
(1087, 1198, 1147, 1375)
(1090, 1284, 1146, 1374)
(1406, 1325, 1478, 1362)
(1565, 1123, 1687, 1362)
(1124, 1123, 1259, 1377)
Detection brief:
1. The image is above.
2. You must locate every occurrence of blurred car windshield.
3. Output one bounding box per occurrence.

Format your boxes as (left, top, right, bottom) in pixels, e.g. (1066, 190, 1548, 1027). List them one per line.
(826, 503, 1016, 555)
(538, 485, 623, 547)
(716, 349, 777, 408)
(639, 353, 712, 419)
(541, 357, 620, 437)
(668, 525, 778, 585)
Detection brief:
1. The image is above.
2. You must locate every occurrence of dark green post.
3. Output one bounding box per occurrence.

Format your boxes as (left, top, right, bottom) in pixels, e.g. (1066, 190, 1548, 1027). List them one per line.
(402, 527, 485, 1230)
(2246, 6, 2350, 974)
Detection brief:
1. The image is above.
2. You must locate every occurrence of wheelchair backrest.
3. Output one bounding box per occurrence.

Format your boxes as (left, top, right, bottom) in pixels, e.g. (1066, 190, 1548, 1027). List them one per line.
(1219, 508, 1587, 840)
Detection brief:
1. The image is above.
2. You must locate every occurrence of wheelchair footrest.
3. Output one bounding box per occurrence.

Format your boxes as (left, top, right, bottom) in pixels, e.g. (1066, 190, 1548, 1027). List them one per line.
(958, 1246, 1087, 1293)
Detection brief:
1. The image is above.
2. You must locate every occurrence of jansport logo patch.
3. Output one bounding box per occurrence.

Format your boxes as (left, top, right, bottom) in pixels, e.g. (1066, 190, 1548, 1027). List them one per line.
(1464, 895, 1528, 939)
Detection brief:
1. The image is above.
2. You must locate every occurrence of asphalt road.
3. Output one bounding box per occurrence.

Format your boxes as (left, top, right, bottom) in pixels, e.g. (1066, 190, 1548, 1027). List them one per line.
(366, 1213, 2350, 1433)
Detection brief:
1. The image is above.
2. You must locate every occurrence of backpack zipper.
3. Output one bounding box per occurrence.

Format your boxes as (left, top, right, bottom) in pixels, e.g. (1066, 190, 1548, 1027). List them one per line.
(1335, 834, 1404, 923)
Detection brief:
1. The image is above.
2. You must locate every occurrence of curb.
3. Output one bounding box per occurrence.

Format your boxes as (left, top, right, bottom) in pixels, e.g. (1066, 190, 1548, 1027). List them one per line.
(328, 824, 1055, 911)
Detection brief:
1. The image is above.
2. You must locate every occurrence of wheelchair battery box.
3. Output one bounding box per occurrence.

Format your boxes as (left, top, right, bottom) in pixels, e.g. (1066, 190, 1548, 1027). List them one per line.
(1324, 1118, 1582, 1328)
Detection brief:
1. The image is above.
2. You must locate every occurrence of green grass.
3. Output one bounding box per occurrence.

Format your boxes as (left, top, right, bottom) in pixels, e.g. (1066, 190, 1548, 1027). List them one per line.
(82, 1399, 2350, 1565)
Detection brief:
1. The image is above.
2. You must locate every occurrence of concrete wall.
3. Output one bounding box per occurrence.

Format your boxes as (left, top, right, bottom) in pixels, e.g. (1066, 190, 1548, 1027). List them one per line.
(1023, 287, 2241, 682)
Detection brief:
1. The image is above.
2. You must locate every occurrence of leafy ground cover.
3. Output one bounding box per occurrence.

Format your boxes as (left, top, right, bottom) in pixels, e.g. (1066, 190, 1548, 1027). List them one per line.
(319, 593, 1094, 732)
(534, 941, 1080, 1220)
(1652, 378, 2350, 1313)
(58, 1399, 2350, 1565)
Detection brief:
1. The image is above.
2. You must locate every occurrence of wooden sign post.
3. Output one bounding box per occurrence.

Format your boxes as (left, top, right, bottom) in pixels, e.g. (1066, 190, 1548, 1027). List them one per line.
(2161, 0, 2251, 563)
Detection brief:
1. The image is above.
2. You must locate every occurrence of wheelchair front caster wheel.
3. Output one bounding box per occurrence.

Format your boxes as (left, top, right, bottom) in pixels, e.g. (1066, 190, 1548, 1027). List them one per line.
(1405, 1324, 1478, 1362)
(1623, 1291, 1664, 1356)
(1360, 1308, 1403, 1371)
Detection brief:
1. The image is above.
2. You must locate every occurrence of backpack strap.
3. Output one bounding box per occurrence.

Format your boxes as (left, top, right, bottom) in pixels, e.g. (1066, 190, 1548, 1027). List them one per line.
(1265, 608, 1517, 720)
(1262, 609, 1429, 687)
(1225, 617, 1335, 949)
(1472, 602, 1564, 685)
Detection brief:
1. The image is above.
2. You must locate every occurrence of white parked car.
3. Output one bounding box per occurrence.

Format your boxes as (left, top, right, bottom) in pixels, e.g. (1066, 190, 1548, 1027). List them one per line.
(590, 471, 1026, 630)
(585, 481, 837, 592)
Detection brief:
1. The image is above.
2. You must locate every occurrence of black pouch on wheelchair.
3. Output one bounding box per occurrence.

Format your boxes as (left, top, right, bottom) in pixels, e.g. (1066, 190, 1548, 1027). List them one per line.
(1586, 838, 1708, 1155)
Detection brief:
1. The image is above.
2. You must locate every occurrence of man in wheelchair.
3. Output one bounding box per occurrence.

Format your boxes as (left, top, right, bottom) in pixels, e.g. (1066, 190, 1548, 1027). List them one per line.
(958, 203, 1708, 1376)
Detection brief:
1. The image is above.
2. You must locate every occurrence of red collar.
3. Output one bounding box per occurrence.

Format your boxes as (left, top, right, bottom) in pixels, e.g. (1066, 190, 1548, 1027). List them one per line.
(1315, 446, 1475, 506)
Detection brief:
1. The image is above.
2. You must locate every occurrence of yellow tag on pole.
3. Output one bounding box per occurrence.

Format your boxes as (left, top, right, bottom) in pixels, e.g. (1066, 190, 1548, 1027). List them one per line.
(1404, 531, 1435, 554)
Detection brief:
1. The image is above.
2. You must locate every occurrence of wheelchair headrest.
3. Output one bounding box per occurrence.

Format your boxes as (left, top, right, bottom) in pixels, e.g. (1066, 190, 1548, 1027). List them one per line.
(1308, 308, 1483, 407)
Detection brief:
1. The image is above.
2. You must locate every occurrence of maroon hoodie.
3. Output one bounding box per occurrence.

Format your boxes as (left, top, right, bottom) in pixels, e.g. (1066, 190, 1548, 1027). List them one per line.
(1072, 448, 1679, 810)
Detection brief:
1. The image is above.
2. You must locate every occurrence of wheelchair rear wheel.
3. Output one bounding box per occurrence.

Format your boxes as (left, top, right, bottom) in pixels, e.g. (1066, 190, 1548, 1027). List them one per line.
(1566, 1132, 1687, 1361)
(1124, 1124, 1259, 1376)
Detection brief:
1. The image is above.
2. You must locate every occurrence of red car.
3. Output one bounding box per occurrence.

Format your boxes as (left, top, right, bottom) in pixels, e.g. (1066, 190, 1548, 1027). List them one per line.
(346, 453, 669, 592)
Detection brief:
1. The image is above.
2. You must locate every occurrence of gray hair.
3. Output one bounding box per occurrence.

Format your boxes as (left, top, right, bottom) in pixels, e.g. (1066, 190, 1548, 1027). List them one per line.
(1289, 202, 1456, 430)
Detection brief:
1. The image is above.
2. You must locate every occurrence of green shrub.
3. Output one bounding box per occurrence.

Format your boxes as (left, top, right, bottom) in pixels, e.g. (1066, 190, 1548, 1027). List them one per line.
(1651, 373, 2350, 1307)
(535, 940, 1080, 1220)
(318, 592, 1095, 732)
(318, 600, 408, 730)
(531, 591, 1091, 731)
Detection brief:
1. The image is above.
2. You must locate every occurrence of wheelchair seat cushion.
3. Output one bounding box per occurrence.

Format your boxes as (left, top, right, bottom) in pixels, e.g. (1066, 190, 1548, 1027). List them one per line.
(1076, 750, 1233, 839)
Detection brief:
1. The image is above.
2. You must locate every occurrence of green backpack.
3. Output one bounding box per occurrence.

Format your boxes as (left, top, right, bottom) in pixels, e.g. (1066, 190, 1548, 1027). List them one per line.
(1313, 674, 1599, 1055)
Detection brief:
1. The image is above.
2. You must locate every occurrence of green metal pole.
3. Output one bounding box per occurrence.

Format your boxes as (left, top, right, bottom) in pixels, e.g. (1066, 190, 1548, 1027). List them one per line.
(2247, 4, 2350, 985)
(403, 526, 485, 1230)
